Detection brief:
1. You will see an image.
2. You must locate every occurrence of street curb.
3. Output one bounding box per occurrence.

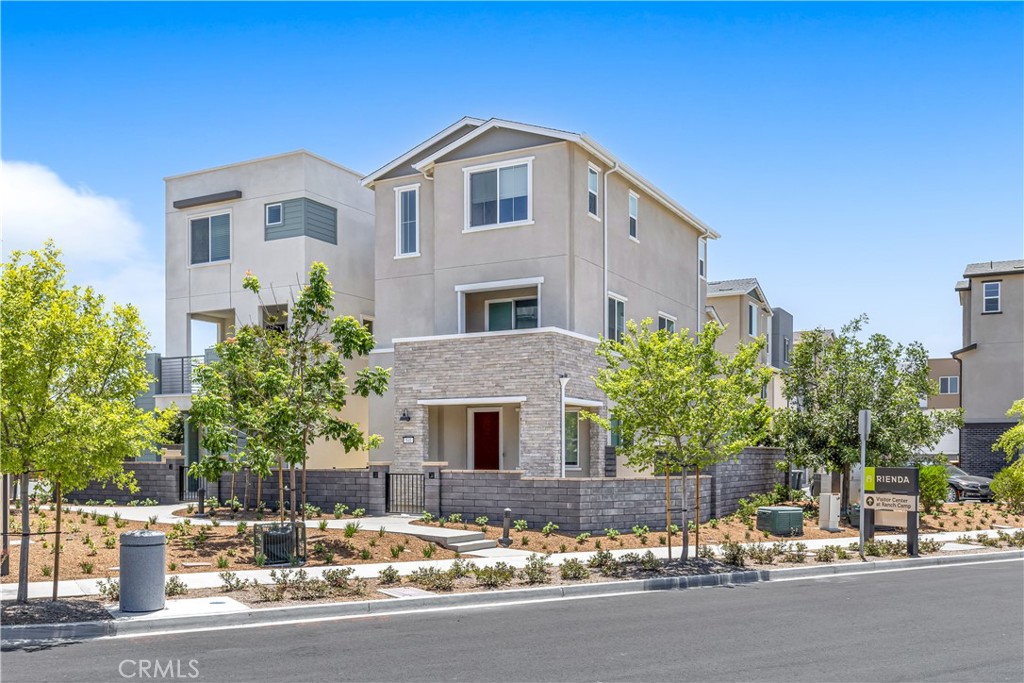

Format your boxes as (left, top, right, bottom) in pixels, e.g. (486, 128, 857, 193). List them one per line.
(3, 549, 1021, 648)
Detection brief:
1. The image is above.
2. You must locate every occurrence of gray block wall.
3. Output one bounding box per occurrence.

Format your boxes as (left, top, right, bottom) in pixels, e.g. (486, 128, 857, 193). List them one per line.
(214, 468, 372, 511)
(438, 470, 712, 534)
(704, 447, 787, 518)
(69, 461, 182, 505)
(961, 423, 1016, 478)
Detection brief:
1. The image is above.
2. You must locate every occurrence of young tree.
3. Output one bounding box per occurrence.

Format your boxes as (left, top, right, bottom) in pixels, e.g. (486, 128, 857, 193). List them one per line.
(774, 315, 963, 514)
(0, 243, 172, 601)
(588, 319, 771, 560)
(189, 262, 389, 551)
(992, 398, 1024, 461)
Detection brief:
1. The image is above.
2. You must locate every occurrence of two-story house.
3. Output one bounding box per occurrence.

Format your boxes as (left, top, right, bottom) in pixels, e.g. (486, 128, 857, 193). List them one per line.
(953, 259, 1024, 476)
(361, 118, 718, 481)
(159, 150, 376, 471)
(706, 278, 777, 403)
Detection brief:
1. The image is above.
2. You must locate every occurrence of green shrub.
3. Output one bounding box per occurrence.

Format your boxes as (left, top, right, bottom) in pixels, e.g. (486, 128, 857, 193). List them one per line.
(79, 561, 95, 574)
(782, 542, 808, 563)
(519, 553, 553, 584)
(559, 558, 589, 580)
(219, 572, 245, 592)
(918, 464, 949, 513)
(165, 576, 188, 596)
(344, 522, 360, 538)
(409, 567, 455, 591)
(720, 542, 746, 566)
(422, 543, 436, 558)
(419, 511, 433, 523)
(603, 528, 621, 541)
(449, 558, 477, 578)
(447, 513, 463, 525)
(254, 553, 267, 567)
(304, 503, 321, 519)
(575, 532, 591, 544)
(992, 460, 1024, 514)
(378, 565, 400, 584)
(98, 578, 120, 601)
(473, 562, 515, 588)
(318, 519, 329, 531)
(323, 566, 356, 588)
(638, 550, 661, 572)
(475, 516, 489, 530)
(236, 521, 248, 537)
(513, 519, 528, 532)
(334, 503, 349, 519)
(41, 565, 52, 577)
(351, 508, 365, 518)
(216, 555, 229, 569)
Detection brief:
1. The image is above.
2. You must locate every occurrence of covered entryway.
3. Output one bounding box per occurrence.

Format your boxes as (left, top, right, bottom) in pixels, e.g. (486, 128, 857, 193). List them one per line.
(469, 408, 502, 469)
(416, 397, 524, 470)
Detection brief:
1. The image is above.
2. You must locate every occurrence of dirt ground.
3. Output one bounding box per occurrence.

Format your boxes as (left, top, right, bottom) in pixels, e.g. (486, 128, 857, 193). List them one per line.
(2, 504, 455, 583)
(415, 501, 1023, 553)
(1, 597, 113, 626)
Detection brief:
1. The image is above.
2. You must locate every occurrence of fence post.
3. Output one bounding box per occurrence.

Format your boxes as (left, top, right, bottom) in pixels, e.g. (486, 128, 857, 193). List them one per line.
(367, 462, 390, 516)
(423, 462, 444, 518)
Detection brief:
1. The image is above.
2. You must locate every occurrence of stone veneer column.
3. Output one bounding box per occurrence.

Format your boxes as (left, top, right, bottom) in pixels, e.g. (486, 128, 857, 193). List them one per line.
(392, 404, 427, 473)
(366, 462, 390, 516)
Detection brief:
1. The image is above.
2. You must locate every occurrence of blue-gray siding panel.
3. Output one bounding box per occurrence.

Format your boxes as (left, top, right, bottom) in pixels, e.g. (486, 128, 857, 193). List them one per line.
(303, 199, 337, 244)
(263, 198, 337, 244)
(264, 198, 305, 241)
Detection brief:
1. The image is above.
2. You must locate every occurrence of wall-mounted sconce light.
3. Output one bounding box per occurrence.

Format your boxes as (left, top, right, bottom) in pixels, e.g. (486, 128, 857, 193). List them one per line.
(400, 410, 411, 422)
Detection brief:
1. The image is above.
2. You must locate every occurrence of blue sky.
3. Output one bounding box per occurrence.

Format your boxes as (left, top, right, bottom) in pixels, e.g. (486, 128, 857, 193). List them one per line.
(2, 2, 1021, 356)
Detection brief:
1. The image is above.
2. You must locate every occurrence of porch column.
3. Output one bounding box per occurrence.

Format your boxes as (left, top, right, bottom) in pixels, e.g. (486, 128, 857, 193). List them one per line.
(392, 404, 428, 474)
(423, 462, 445, 518)
(366, 462, 390, 517)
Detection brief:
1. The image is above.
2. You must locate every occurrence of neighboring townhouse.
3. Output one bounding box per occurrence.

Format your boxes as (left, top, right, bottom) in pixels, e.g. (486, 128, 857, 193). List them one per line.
(769, 307, 794, 408)
(952, 259, 1024, 476)
(361, 117, 719, 487)
(157, 150, 376, 471)
(706, 278, 776, 403)
(918, 358, 961, 462)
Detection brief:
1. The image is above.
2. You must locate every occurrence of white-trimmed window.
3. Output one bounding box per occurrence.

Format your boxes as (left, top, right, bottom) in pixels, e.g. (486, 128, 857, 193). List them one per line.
(564, 410, 580, 469)
(265, 203, 283, 226)
(983, 281, 1001, 313)
(608, 295, 626, 342)
(628, 192, 639, 240)
(587, 165, 600, 217)
(748, 303, 758, 337)
(361, 316, 375, 336)
(486, 297, 538, 331)
(395, 184, 419, 257)
(939, 376, 959, 395)
(698, 238, 707, 279)
(465, 158, 532, 230)
(190, 212, 230, 265)
(658, 313, 676, 334)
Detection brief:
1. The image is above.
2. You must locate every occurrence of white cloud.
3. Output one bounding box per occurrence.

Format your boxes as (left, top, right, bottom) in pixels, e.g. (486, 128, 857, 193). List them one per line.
(1, 161, 166, 351)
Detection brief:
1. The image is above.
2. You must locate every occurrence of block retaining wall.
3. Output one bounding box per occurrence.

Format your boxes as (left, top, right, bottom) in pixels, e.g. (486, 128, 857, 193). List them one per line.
(705, 447, 787, 518)
(69, 460, 182, 505)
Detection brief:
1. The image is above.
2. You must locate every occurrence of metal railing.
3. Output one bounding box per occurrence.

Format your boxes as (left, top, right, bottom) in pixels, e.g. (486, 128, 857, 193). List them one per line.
(159, 356, 204, 395)
(386, 473, 425, 514)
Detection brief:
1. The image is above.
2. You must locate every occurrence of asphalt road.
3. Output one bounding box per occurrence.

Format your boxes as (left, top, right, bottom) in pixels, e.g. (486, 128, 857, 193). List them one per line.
(3, 560, 1022, 683)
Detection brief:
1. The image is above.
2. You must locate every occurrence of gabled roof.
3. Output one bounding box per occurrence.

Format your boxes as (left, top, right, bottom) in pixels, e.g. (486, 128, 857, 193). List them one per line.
(361, 117, 485, 189)
(963, 259, 1024, 278)
(705, 305, 723, 326)
(707, 277, 771, 311)
(362, 117, 720, 239)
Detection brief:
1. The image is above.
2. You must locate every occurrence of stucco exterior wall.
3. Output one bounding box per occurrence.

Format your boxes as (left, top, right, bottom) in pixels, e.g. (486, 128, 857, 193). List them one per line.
(927, 358, 961, 410)
(960, 273, 1023, 423)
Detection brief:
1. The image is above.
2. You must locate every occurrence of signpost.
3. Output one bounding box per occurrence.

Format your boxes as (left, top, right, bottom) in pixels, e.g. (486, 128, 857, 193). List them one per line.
(858, 410, 870, 560)
(864, 465, 921, 556)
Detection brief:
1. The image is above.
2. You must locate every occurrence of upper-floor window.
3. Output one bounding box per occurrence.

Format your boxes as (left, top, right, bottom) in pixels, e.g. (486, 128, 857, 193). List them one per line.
(361, 316, 375, 336)
(983, 281, 1001, 313)
(190, 212, 230, 265)
(628, 192, 639, 240)
(587, 165, 600, 217)
(486, 297, 538, 331)
(608, 295, 626, 342)
(395, 185, 419, 257)
(748, 303, 758, 337)
(783, 336, 790, 363)
(261, 304, 287, 333)
(939, 376, 959, 395)
(465, 159, 531, 230)
(265, 203, 283, 226)
(698, 239, 706, 279)
(658, 314, 676, 334)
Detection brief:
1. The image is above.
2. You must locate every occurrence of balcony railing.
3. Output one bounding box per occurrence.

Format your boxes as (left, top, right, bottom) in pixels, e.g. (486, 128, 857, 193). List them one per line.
(158, 356, 204, 395)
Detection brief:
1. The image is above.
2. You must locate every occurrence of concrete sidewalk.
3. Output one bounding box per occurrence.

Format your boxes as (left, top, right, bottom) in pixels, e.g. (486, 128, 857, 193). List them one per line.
(3, 526, 1019, 600)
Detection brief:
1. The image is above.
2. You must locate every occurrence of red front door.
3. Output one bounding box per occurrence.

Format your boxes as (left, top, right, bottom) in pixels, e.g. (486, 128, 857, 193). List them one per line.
(473, 411, 500, 470)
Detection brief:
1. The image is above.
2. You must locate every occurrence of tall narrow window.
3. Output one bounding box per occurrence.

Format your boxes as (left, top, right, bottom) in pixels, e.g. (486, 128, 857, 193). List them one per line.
(608, 296, 626, 342)
(396, 186, 419, 256)
(190, 213, 230, 265)
(467, 160, 530, 229)
(783, 336, 790, 363)
(983, 281, 1001, 313)
(587, 166, 600, 217)
(628, 192, 639, 240)
(698, 239, 707, 279)
(748, 303, 757, 337)
(564, 410, 580, 468)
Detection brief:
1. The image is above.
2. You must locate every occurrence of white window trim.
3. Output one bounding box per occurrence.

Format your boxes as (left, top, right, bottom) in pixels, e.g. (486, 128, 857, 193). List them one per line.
(564, 408, 581, 470)
(982, 281, 1001, 313)
(467, 407, 503, 470)
(265, 203, 283, 227)
(587, 163, 601, 221)
(463, 156, 534, 232)
(484, 296, 541, 332)
(394, 183, 421, 259)
(188, 209, 232, 269)
(748, 302, 758, 337)
(657, 311, 677, 333)
(608, 292, 627, 341)
(939, 376, 959, 395)
(698, 238, 707, 280)
(628, 191, 639, 242)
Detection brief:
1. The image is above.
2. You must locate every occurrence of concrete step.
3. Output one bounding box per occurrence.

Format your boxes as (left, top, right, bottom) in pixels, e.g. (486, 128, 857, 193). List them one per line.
(412, 529, 486, 546)
(447, 539, 498, 553)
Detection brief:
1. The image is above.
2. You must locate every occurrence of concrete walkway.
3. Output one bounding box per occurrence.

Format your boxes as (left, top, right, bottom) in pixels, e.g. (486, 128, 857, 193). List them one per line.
(3, 526, 1019, 601)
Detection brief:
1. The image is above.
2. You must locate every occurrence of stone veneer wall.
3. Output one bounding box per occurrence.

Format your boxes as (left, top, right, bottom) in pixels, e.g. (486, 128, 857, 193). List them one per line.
(70, 460, 183, 505)
(961, 423, 1017, 478)
(704, 447, 787, 518)
(438, 470, 712, 534)
(392, 330, 608, 477)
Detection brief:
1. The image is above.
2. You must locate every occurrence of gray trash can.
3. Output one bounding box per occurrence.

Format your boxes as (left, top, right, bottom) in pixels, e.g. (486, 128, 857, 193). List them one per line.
(119, 530, 166, 613)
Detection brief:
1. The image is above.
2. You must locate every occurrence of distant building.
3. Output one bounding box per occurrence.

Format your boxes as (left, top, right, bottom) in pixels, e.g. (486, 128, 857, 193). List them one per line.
(920, 357, 961, 462)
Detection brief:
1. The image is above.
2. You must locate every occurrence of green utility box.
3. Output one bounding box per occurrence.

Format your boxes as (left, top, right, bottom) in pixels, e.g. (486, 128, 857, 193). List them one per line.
(756, 506, 805, 537)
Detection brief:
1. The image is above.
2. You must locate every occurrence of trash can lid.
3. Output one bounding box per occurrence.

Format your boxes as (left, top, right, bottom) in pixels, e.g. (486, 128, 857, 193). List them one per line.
(120, 529, 167, 546)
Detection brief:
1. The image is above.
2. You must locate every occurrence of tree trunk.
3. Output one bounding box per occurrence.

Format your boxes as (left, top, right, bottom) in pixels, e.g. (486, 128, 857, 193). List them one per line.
(243, 469, 250, 512)
(256, 476, 262, 514)
(841, 462, 852, 521)
(665, 467, 672, 561)
(694, 465, 701, 554)
(17, 471, 30, 603)
(679, 466, 689, 562)
(301, 461, 308, 523)
(52, 481, 61, 601)
(289, 464, 298, 559)
(277, 454, 286, 523)
(229, 471, 236, 507)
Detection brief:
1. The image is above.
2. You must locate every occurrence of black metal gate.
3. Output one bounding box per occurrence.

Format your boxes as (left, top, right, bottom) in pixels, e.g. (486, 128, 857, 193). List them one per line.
(178, 465, 210, 502)
(386, 473, 424, 514)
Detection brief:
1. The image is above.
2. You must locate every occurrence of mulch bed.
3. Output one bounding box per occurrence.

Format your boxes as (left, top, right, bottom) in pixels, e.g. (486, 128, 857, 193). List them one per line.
(1, 598, 112, 626)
